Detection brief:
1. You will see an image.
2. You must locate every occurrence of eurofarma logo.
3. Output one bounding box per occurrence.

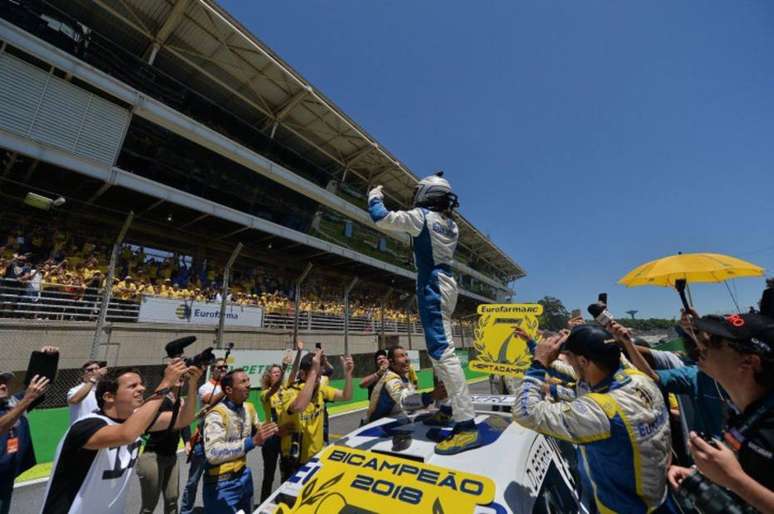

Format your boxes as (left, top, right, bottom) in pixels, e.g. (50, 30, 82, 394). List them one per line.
(470, 303, 543, 377)
(175, 303, 192, 320)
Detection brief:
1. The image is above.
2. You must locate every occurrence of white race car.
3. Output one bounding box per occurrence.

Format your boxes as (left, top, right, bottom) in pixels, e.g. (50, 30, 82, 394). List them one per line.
(255, 395, 585, 514)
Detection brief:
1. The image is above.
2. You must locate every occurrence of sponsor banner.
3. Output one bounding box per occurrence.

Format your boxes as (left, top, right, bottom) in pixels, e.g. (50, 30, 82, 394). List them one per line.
(210, 349, 292, 386)
(470, 303, 542, 377)
(406, 350, 421, 371)
(273, 446, 496, 513)
(138, 296, 263, 328)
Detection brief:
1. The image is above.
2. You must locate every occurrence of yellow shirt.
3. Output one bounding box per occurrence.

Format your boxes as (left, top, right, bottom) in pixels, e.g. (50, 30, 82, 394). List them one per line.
(279, 382, 338, 463)
(260, 386, 288, 423)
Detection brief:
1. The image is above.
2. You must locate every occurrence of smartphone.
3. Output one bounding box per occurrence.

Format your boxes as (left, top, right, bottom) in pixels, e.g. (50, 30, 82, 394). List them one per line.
(315, 342, 322, 350)
(598, 293, 608, 305)
(570, 309, 581, 318)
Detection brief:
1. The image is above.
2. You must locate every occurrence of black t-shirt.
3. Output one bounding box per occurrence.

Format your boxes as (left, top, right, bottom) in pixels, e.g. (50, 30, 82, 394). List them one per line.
(143, 397, 189, 456)
(726, 393, 774, 491)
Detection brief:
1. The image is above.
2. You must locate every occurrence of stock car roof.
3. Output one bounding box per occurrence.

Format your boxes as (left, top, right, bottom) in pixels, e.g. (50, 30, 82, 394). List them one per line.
(256, 408, 578, 514)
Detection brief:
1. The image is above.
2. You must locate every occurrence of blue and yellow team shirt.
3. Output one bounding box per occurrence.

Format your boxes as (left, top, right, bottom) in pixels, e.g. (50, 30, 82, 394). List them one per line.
(279, 382, 339, 463)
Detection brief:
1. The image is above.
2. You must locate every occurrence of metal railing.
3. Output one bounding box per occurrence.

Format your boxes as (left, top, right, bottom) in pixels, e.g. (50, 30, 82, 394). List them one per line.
(0, 279, 473, 337)
(0, 279, 138, 321)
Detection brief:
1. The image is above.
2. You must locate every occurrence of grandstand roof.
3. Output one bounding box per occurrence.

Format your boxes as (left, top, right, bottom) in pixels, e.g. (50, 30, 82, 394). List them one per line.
(55, 0, 525, 283)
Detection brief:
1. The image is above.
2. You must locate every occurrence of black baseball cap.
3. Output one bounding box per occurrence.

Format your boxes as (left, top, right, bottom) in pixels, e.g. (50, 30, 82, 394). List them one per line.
(694, 313, 774, 353)
(562, 325, 621, 361)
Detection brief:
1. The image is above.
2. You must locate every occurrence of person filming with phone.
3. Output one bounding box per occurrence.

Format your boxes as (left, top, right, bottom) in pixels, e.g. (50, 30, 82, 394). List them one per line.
(0, 346, 56, 514)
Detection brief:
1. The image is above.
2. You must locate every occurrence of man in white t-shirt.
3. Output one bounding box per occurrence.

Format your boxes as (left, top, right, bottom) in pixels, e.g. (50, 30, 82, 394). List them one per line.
(41, 360, 202, 514)
(66, 361, 107, 424)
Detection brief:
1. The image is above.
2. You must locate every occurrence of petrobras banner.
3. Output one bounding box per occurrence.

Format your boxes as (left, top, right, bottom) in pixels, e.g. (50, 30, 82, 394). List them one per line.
(406, 349, 421, 371)
(210, 349, 292, 386)
(137, 296, 263, 328)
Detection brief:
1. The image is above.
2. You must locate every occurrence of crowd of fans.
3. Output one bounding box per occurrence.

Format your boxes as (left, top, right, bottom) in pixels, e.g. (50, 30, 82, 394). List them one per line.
(0, 224, 413, 322)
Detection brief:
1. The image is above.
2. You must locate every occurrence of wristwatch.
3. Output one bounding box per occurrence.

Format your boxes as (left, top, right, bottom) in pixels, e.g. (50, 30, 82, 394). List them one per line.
(151, 387, 171, 398)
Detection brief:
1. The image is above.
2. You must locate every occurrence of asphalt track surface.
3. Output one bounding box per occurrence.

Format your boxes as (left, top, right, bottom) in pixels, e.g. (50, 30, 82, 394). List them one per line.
(11, 380, 492, 514)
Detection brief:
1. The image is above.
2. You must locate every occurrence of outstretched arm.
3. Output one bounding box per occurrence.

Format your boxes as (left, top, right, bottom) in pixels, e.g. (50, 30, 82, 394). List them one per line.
(368, 186, 424, 236)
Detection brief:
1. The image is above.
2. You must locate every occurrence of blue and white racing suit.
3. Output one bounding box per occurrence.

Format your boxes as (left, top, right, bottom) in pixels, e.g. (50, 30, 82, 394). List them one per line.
(514, 363, 675, 514)
(368, 199, 475, 423)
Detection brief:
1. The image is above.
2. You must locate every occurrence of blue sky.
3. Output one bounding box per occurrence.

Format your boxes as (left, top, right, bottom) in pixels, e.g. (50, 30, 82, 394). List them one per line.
(221, 1, 774, 318)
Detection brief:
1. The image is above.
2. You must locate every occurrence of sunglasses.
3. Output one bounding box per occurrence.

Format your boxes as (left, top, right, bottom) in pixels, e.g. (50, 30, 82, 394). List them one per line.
(215, 365, 228, 370)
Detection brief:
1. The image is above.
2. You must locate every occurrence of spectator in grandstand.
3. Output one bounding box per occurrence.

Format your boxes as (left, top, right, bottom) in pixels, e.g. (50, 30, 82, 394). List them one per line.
(0, 356, 52, 514)
(202, 369, 277, 513)
(667, 311, 774, 513)
(278, 350, 353, 481)
(259, 352, 294, 502)
(40, 360, 201, 514)
(67, 360, 108, 424)
(359, 349, 389, 401)
(367, 346, 444, 423)
(513, 325, 675, 514)
(369, 173, 480, 455)
(136, 378, 191, 514)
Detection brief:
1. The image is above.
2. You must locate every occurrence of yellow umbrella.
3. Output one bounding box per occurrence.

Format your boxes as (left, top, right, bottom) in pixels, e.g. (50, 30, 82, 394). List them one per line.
(618, 252, 765, 287)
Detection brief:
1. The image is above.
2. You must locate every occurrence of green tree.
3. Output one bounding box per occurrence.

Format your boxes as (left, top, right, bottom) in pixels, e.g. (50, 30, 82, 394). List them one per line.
(537, 296, 570, 331)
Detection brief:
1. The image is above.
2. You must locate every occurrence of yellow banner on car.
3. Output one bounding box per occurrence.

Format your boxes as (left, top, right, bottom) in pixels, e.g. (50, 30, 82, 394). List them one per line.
(273, 446, 496, 513)
(470, 303, 542, 377)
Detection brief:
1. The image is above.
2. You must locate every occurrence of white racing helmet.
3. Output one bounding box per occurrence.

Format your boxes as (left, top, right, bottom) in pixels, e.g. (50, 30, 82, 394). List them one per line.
(412, 171, 459, 211)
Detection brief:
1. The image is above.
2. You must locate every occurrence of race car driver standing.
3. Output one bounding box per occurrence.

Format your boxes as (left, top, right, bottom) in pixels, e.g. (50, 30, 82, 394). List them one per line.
(513, 325, 677, 514)
(368, 172, 480, 455)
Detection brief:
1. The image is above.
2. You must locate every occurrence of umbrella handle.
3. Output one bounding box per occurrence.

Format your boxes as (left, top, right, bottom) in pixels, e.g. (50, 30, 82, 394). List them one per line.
(674, 279, 691, 311)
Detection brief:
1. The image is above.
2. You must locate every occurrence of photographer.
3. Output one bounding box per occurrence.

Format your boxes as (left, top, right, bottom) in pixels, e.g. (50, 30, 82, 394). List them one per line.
(136, 377, 192, 514)
(513, 325, 675, 514)
(202, 369, 277, 513)
(278, 350, 353, 481)
(667, 312, 774, 513)
(0, 347, 53, 514)
(67, 360, 107, 424)
(40, 360, 201, 514)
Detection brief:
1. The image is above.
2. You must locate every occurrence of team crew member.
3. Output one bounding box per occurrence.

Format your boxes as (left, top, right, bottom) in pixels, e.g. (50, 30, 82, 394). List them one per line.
(0, 351, 52, 514)
(40, 361, 201, 514)
(279, 350, 353, 481)
(259, 354, 293, 502)
(359, 350, 389, 401)
(180, 358, 226, 514)
(368, 172, 480, 455)
(367, 346, 444, 423)
(202, 369, 277, 513)
(66, 360, 107, 424)
(513, 325, 675, 514)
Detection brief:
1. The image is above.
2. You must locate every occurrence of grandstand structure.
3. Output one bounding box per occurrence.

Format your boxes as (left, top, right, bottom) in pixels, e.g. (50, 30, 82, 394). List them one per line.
(0, 0, 525, 362)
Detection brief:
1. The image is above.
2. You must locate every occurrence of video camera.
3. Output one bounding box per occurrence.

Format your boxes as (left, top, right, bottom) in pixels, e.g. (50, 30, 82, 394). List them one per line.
(164, 336, 217, 368)
(677, 469, 755, 514)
